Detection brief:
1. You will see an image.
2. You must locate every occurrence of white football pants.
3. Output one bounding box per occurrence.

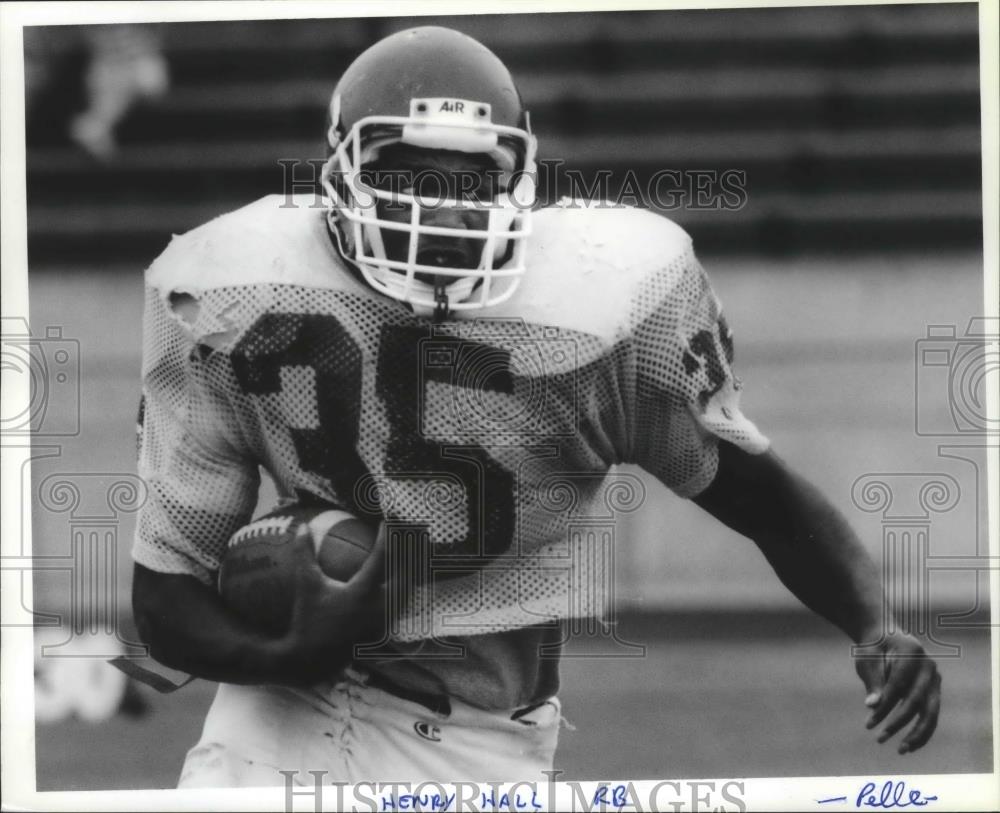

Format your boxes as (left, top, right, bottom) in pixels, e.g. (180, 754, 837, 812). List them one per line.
(178, 670, 561, 787)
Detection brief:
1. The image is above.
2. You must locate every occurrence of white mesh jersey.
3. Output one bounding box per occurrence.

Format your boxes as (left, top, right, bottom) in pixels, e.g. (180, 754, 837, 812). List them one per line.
(134, 194, 768, 640)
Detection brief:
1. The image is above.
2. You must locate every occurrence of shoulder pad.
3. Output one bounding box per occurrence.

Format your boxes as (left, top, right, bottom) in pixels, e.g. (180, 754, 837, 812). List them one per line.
(485, 203, 695, 342)
(146, 194, 351, 297)
(535, 200, 692, 263)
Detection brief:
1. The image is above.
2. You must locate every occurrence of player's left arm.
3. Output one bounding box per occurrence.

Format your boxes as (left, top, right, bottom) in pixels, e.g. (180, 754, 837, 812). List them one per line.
(623, 228, 941, 752)
(692, 440, 942, 754)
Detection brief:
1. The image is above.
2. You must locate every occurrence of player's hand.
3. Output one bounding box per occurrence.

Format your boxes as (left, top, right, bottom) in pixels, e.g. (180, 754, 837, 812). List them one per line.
(276, 522, 389, 684)
(854, 631, 941, 754)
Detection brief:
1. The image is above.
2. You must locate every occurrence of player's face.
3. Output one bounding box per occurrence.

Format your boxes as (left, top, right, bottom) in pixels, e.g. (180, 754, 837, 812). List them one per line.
(360, 145, 503, 286)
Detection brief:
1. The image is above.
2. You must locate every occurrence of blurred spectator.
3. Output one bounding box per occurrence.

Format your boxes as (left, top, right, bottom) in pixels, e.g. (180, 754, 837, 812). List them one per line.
(68, 25, 169, 160)
(25, 25, 169, 159)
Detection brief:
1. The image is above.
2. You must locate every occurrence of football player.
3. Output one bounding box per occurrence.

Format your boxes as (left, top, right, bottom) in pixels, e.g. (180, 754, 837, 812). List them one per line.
(130, 26, 941, 786)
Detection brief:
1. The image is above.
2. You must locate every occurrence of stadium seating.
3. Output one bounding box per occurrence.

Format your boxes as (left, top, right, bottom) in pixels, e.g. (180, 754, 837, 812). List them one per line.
(25, 5, 982, 265)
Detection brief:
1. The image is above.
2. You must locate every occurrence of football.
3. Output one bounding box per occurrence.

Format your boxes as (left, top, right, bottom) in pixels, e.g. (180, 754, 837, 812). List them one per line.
(218, 504, 378, 635)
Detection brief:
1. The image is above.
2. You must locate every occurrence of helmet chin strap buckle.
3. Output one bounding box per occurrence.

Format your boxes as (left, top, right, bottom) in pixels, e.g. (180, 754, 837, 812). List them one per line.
(433, 281, 450, 321)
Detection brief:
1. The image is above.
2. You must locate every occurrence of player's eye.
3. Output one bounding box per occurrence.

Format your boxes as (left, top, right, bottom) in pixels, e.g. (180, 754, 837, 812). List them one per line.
(358, 169, 397, 192)
(362, 163, 507, 204)
(477, 170, 510, 201)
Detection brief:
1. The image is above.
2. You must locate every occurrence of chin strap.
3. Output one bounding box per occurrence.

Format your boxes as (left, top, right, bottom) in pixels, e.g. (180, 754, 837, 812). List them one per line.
(433, 281, 450, 322)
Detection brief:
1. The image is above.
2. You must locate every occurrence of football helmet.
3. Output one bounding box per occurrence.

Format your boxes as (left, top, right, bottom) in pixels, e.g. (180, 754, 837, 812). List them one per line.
(321, 27, 537, 314)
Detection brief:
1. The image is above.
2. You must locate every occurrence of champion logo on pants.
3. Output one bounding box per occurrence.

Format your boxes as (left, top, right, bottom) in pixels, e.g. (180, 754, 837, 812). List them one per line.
(413, 721, 442, 742)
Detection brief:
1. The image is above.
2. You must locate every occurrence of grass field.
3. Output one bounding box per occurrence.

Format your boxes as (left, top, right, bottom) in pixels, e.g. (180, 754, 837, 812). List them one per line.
(19, 253, 995, 790)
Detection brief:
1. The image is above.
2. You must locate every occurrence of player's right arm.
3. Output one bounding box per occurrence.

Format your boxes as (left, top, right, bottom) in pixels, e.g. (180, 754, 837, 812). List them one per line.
(131, 401, 389, 687)
(131, 281, 386, 687)
(132, 536, 387, 687)
(130, 400, 388, 686)
(132, 564, 287, 685)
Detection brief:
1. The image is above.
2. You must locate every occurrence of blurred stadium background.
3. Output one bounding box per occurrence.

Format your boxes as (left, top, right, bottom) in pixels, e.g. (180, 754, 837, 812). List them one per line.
(18, 3, 992, 790)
